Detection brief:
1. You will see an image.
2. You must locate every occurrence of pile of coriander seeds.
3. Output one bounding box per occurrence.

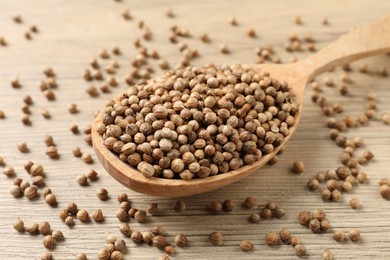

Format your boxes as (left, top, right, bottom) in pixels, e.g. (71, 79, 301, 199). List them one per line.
(96, 64, 298, 179)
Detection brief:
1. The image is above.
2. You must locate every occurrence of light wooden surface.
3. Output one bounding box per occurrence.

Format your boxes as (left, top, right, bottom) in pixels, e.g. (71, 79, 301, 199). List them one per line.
(1, 0, 390, 259)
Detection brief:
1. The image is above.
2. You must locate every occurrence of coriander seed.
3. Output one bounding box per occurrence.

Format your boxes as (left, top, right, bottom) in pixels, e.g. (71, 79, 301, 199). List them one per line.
(347, 228, 360, 242)
(240, 240, 254, 251)
(291, 236, 301, 247)
(65, 216, 74, 226)
(265, 231, 279, 246)
(279, 229, 292, 244)
(153, 235, 168, 249)
(52, 230, 64, 241)
(175, 234, 188, 247)
(41, 252, 53, 260)
(209, 231, 223, 246)
(294, 244, 307, 257)
(312, 209, 326, 221)
(39, 221, 51, 235)
(142, 231, 154, 244)
(17, 142, 29, 153)
(209, 201, 223, 214)
(119, 223, 131, 237)
(72, 147, 82, 157)
(75, 253, 87, 260)
(307, 178, 319, 191)
(98, 248, 111, 260)
(92, 209, 104, 222)
(77, 209, 90, 222)
(97, 188, 109, 200)
(24, 185, 38, 200)
(164, 245, 175, 255)
(81, 153, 93, 164)
(13, 218, 25, 232)
(10, 185, 22, 198)
(45, 193, 57, 207)
(291, 161, 304, 174)
(147, 203, 158, 215)
(3, 166, 15, 177)
(332, 230, 345, 242)
(43, 235, 55, 249)
(322, 249, 333, 260)
(174, 200, 186, 212)
(116, 209, 128, 222)
(26, 223, 39, 235)
(114, 239, 126, 253)
(243, 196, 257, 208)
(134, 210, 147, 223)
(77, 175, 89, 186)
(298, 211, 311, 226)
(309, 219, 321, 233)
(222, 199, 234, 212)
(249, 213, 261, 223)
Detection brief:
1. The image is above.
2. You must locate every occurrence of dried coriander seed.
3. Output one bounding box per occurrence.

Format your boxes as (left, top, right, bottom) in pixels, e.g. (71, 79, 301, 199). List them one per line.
(164, 245, 175, 255)
(98, 248, 111, 260)
(249, 213, 261, 223)
(322, 249, 333, 260)
(279, 229, 292, 244)
(240, 240, 254, 251)
(43, 235, 55, 249)
(134, 210, 147, 223)
(175, 234, 188, 247)
(312, 209, 326, 221)
(294, 244, 307, 257)
(81, 153, 93, 164)
(291, 236, 301, 247)
(174, 200, 186, 212)
(298, 211, 311, 225)
(116, 209, 128, 222)
(119, 223, 131, 237)
(39, 221, 51, 235)
(52, 230, 64, 241)
(114, 239, 126, 253)
(17, 142, 29, 153)
(97, 188, 109, 200)
(222, 199, 234, 212)
(4, 166, 15, 177)
(10, 185, 22, 198)
(92, 209, 104, 222)
(147, 203, 158, 215)
(292, 161, 305, 174)
(77, 175, 89, 186)
(209, 231, 223, 246)
(347, 228, 360, 242)
(41, 252, 53, 260)
(243, 196, 257, 208)
(77, 209, 90, 222)
(75, 253, 87, 260)
(131, 231, 143, 244)
(265, 231, 279, 246)
(45, 193, 57, 207)
(13, 218, 25, 232)
(332, 230, 345, 242)
(24, 185, 38, 200)
(153, 235, 168, 249)
(209, 201, 223, 214)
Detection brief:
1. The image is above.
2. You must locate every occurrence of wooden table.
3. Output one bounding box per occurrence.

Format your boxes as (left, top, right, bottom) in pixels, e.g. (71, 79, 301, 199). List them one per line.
(1, 0, 390, 259)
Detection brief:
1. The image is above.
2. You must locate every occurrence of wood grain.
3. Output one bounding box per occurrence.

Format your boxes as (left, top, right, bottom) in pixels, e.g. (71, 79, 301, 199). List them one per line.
(1, 0, 390, 259)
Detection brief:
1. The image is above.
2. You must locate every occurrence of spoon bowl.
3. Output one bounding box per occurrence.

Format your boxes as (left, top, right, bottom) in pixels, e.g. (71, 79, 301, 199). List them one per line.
(92, 17, 390, 197)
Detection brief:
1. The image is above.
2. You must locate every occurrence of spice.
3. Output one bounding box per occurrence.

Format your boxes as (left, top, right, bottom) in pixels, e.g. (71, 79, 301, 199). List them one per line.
(43, 235, 55, 249)
(114, 239, 126, 253)
(240, 240, 254, 251)
(46, 146, 59, 159)
(294, 244, 307, 257)
(39, 221, 51, 235)
(174, 234, 188, 247)
(52, 230, 64, 241)
(322, 249, 333, 260)
(279, 229, 292, 244)
(92, 209, 104, 222)
(290, 236, 301, 247)
(65, 216, 74, 226)
(243, 196, 257, 209)
(77, 209, 90, 222)
(73, 147, 82, 157)
(75, 253, 87, 260)
(24, 185, 38, 200)
(332, 230, 345, 242)
(249, 213, 261, 223)
(77, 175, 89, 186)
(174, 201, 186, 212)
(147, 203, 158, 215)
(134, 210, 147, 222)
(81, 153, 93, 164)
(347, 228, 360, 242)
(98, 248, 111, 260)
(164, 245, 175, 255)
(13, 218, 25, 232)
(26, 223, 39, 235)
(265, 231, 279, 246)
(298, 211, 312, 225)
(10, 185, 22, 198)
(291, 161, 305, 174)
(307, 178, 319, 190)
(3, 167, 15, 177)
(153, 235, 168, 249)
(17, 142, 29, 153)
(209, 231, 223, 246)
(119, 223, 131, 237)
(87, 170, 99, 181)
(41, 109, 51, 119)
(41, 252, 53, 260)
(45, 194, 57, 207)
(68, 103, 78, 114)
(116, 209, 128, 222)
(209, 201, 223, 214)
(151, 225, 164, 235)
(312, 209, 326, 221)
(222, 199, 234, 212)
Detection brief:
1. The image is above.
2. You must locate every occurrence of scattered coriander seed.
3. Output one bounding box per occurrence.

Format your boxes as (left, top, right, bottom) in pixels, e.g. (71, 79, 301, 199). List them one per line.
(43, 235, 55, 249)
(153, 235, 168, 249)
(265, 231, 280, 246)
(248, 213, 261, 223)
(68, 103, 78, 114)
(96, 188, 109, 201)
(164, 245, 175, 255)
(331, 189, 342, 202)
(76, 253, 87, 260)
(13, 218, 25, 232)
(130, 231, 143, 244)
(106, 235, 116, 244)
(240, 240, 254, 251)
(0, 37, 7, 46)
(39, 221, 51, 235)
(41, 109, 51, 119)
(291, 236, 301, 247)
(26, 223, 39, 235)
(134, 210, 147, 223)
(21, 114, 31, 125)
(147, 203, 158, 215)
(70, 123, 79, 134)
(86, 169, 98, 181)
(294, 244, 307, 257)
(294, 15, 302, 25)
(24, 185, 38, 200)
(116, 209, 128, 222)
(292, 161, 305, 174)
(229, 17, 237, 26)
(44, 135, 54, 146)
(52, 230, 64, 241)
(67, 202, 78, 215)
(77, 209, 90, 222)
(309, 219, 321, 233)
(332, 230, 345, 242)
(46, 146, 59, 159)
(114, 239, 126, 253)
(246, 28, 256, 38)
(3, 166, 15, 177)
(151, 225, 164, 235)
(10, 185, 22, 198)
(11, 77, 21, 88)
(260, 208, 272, 219)
(209, 231, 223, 246)
(307, 178, 319, 190)
(81, 153, 93, 164)
(279, 229, 292, 244)
(17, 142, 29, 153)
(222, 199, 234, 212)
(298, 211, 312, 226)
(65, 216, 75, 226)
(59, 209, 69, 220)
(347, 228, 360, 242)
(174, 200, 186, 212)
(321, 188, 332, 201)
(77, 174, 89, 186)
(45, 193, 57, 207)
(209, 201, 223, 214)
(91, 209, 104, 223)
(380, 185, 390, 200)
(41, 252, 53, 260)
(322, 249, 333, 260)
(219, 44, 229, 54)
(243, 196, 257, 209)
(174, 234, 188, 247)
(72, 147, 82, 157)
(119, 223, 131, 237)
(98, 248, 111, 260)
(312, 209, 326, 221)
(128, 207, 138, 218)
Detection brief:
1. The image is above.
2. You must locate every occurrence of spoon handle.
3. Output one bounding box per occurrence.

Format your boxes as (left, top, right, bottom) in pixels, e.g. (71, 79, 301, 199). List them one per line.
(302, 16, 390, 78)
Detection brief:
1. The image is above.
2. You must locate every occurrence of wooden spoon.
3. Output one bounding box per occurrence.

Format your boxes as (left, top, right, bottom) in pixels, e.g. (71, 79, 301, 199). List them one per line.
(92, 17, 390, 197)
